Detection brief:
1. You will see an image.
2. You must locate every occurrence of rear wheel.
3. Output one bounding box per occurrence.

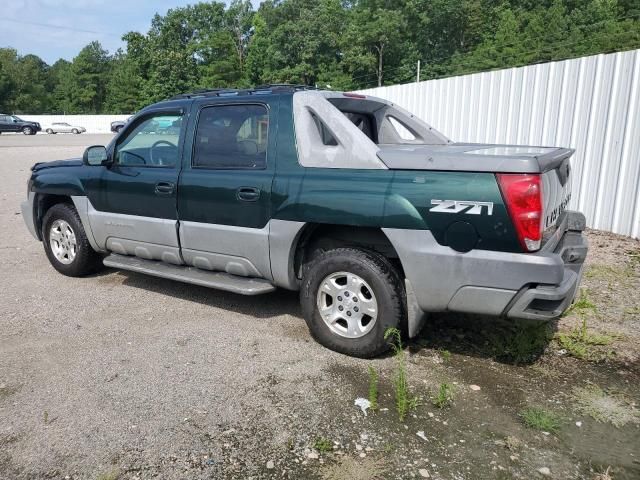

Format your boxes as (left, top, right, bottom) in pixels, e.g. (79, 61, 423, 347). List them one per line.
(46, 128, 53, 134)
(22, 126, 33, 135)
(42, 203, 103, 277)
(301, 248, 405, 358)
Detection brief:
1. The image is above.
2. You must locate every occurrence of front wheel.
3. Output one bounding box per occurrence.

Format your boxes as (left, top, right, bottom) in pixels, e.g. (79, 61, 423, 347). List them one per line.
(72, 128, 79, 134)
(22, 126, 33, 135)
(301, 248, 406, 358)
(42, 203, 103, 277)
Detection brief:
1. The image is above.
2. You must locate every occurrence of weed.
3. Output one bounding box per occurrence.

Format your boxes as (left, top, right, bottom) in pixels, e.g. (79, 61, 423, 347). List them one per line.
(564, 289, 597, 316)
(520, 407, 561, 433)
(321, 456, 388, 480)
(593, 466, 614, 480)
(43, 411, 48, 425)
(367, 366, 379, 411)
(573, 385, 639, 427)
(503, 435, 523, 451)
(384, 327, 418, 421)
(438, 348, 451, 362)
(431, 383, 455, 409)
(487, 321, 552, 364)
(313, 437, 333, 453)
(557, 317, 615, 360)
(96, 469, 120, 480)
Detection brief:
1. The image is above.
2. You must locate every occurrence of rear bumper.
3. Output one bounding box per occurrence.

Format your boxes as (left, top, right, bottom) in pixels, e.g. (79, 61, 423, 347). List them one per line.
(505, 227, 587, 320)
(383, 211, 588, 336)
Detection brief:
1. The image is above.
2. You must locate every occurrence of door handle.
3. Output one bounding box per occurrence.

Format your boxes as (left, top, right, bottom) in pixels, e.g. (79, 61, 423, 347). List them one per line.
(236, 187, 260, 202)
(155, 181, 175, 195)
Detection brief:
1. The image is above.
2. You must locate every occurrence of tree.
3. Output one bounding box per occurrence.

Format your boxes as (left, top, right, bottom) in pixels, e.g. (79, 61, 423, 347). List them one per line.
(0, 49, 18, 112)
(68, 41, 110, 113)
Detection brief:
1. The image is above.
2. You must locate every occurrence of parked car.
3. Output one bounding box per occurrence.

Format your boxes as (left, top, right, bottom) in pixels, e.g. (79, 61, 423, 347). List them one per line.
(110, 117, 131, 133)
(45, 122, 86, 134)
(21, 85, 587, 358)
(0, 114, 41, 135)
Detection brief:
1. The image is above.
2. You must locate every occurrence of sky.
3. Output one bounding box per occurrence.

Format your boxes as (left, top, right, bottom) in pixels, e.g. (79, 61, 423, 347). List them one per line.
(0, 0, 259, 65)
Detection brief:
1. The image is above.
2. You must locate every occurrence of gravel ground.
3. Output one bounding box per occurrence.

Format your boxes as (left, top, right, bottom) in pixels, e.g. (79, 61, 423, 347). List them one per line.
(1, 134, 639, 480)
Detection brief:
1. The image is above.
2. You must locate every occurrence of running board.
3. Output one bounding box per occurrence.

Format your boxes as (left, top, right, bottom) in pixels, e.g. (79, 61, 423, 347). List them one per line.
(103, 254, 276, 295)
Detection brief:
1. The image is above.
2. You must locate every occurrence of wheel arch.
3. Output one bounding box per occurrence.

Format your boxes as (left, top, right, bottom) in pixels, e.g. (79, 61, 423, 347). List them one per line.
(33, 194, 99, 252)
(270, 220, 404, 290)
(34, 193, 73, 239)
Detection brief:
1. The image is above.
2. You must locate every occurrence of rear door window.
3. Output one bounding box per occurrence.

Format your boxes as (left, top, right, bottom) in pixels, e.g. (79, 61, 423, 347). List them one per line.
(193, 104, 268, 169)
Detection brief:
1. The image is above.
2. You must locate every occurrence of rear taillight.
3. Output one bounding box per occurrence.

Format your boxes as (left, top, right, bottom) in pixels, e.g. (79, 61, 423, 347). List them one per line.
(496, 173, 543, 252)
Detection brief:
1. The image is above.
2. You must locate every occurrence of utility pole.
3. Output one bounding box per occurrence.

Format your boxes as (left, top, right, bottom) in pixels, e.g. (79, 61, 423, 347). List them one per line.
(416, 60, 421, 83)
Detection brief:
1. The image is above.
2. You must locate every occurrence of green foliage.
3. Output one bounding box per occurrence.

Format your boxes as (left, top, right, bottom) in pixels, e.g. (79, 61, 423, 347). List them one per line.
(431, 382, 455, 409)
(557, 289, 615, 360)
(384, 327, 418, 421)
(1, 0, 638, 113)
(556, 317, 615, 360)
(486, 321, 553, 364)
(313, 437, 333, 453)
(520, 407, 561, 433)
(368, 365, 379, 411)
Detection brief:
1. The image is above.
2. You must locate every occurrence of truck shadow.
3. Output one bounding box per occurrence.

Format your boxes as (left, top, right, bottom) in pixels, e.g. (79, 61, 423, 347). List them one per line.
(409, 312, 559, 365)
(113, 268, 302, 319)
(100, 268, 557, 363)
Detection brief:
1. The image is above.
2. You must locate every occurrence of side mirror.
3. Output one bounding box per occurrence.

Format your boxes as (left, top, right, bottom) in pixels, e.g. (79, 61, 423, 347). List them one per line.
(83, 145, 110, 166)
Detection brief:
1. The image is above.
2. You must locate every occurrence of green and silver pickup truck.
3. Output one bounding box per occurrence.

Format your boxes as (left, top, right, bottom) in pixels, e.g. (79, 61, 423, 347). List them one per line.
(21, 85, 588, 357)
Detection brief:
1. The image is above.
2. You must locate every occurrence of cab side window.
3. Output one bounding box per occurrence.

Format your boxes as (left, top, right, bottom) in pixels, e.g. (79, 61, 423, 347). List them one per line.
(193, 104, 268, 169)
(115, 114, 183, 167)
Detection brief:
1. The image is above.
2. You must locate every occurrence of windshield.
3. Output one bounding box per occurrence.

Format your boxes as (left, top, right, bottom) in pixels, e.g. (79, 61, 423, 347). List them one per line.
(12, 116, 23, 121)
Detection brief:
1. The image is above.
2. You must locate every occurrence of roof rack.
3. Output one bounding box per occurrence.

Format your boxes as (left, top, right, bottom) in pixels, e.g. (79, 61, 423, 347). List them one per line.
(169, 84, 320, 100)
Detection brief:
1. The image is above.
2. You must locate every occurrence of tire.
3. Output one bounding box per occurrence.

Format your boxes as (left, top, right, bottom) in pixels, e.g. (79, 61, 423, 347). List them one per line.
(72, 128, 79, 134)
(46, 129, 53, 134)
(42, 203, 103, 277)
(300, 248, 406, 358)
(22, 126, 33, 135)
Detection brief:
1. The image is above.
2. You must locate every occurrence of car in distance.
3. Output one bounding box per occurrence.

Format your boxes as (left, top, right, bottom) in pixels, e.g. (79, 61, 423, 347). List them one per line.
(0, 114, 41, 135)
(110, 117, 131, 134)
(21, 85, 588, 358)
(45, 122, 86, 134)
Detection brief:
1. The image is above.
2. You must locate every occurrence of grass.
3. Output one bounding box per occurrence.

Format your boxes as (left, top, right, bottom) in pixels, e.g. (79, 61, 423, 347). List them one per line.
(563, 289, 597, 316)
(368, 366, 379, 411)
(313, 437, 333, 453)
(573, 384, 639, 427)
(438, 348, 451, 362)
(557, 317, 615, 360)
(384, 327, 418, 422)
(96, 469, 120, 480)
(321, 456, 388, 480)
(486, 321, 552, 364)
(431, 382, 455, 409)
(520, 407, 561, 433)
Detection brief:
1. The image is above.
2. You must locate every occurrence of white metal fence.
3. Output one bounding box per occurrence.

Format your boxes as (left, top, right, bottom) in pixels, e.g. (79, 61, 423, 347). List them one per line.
(19, 114, 130, 134)
(358, 49, 640, 239)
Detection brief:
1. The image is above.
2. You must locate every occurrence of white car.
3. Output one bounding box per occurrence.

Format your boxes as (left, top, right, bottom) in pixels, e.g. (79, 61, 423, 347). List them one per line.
(45, 122, 86, 134)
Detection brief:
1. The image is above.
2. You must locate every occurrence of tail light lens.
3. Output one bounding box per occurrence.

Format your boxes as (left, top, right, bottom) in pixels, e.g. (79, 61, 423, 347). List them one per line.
(496, 173, 543, 252)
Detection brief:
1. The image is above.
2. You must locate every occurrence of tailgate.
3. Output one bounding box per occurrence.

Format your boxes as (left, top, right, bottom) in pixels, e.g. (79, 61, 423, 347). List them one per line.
(541, 155, 573, 235)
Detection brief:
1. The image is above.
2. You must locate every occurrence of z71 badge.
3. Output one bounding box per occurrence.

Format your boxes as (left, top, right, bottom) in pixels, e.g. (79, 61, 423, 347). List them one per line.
(430, 199, 494, 215)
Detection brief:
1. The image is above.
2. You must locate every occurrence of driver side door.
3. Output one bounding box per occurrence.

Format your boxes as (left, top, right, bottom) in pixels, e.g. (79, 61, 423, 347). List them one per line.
(88, 109, 186, 264)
